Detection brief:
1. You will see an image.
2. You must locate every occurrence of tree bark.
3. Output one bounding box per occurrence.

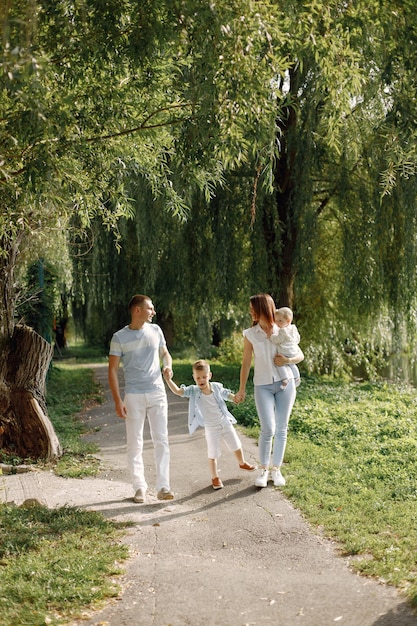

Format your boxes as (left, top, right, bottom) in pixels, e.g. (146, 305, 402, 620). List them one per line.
(0, 324, 62, 460)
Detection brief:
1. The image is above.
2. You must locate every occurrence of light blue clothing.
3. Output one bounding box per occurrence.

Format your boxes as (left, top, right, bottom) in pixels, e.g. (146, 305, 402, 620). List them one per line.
(180, 382, 237, 434)
(109, 323, 166, 394)
(254, 379, 296, 467)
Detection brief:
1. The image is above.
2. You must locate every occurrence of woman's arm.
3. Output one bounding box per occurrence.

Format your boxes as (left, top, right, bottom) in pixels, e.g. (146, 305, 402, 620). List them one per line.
(235, 337, 253, 403)
(274, 347, 304, 367)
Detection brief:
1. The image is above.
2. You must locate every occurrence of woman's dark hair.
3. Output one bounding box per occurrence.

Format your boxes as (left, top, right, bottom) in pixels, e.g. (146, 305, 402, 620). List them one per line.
(250, 293, 276, 327)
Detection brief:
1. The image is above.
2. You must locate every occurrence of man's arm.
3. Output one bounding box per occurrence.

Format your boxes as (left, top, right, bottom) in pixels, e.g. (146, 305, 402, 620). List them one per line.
(160, 345, 173, 379)
(108, 355, 127, 419)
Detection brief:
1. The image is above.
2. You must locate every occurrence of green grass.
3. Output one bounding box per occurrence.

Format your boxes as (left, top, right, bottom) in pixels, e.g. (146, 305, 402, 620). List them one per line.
(0, 358, 105, 477)
(46, 364, 104, 477)
(230, 373, 417, 608)
(53, 343, 108, 364)
(0, 354, 132, 625)
(3, 355, 417, 622)
(0, 504, 129, 626)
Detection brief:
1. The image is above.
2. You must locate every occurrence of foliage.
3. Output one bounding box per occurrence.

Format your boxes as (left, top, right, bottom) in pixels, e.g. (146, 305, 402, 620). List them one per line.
(216, 331, 245, 365)
(63, 0, 417, 377)
(0, 504, 129, 625)
(18, 260, 58, 342)
(3, 1, 417, 377)
(0, 0, 196, 338)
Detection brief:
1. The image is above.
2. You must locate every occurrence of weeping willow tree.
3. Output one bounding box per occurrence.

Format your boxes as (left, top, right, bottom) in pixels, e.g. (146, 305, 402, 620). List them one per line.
(71, 174, 254, 354)
(69, 0, 417, 376)
(0, 0, 209, 458)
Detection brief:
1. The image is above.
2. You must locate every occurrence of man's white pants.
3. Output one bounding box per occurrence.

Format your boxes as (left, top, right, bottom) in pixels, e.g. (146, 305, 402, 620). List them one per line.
(124, 390, 170, 492)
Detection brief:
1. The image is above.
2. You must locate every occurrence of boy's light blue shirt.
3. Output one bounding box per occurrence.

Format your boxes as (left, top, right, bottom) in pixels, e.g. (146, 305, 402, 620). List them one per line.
(180, 382, 237, 434)
(109, 323, 166, 394)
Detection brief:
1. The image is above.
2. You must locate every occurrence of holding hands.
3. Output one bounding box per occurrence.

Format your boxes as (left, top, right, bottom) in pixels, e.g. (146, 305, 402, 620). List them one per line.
(162, 366, 173, 380)
(234, 389, 245, 404)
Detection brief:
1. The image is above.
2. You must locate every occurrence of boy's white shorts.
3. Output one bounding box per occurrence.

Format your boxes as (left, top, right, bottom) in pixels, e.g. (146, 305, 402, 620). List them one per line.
(204, 422, 241, 459)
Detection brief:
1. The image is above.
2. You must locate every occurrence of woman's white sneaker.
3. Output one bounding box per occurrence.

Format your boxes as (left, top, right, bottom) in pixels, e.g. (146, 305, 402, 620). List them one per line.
(271, 468, 286, 486)
(255, 468, 270, 487)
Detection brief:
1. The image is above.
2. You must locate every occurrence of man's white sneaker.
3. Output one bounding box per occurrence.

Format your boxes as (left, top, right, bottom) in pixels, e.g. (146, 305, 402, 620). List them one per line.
(254, 468, 270, 488)
(133, 488, 146, 503)
(271, 468, 286, 487)
(157, 487, 174, 501)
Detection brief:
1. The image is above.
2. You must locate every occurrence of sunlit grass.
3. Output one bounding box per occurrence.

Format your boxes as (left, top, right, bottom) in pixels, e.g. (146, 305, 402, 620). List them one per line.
(231, 374, 417, 607)
(3, 355, 416, 623)
(0, 505, 129, 626)
(45, 364, 104, 477)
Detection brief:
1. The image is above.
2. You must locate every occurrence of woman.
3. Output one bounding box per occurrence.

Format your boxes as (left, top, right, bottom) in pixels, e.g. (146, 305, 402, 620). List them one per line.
(235, 294, 304, 488)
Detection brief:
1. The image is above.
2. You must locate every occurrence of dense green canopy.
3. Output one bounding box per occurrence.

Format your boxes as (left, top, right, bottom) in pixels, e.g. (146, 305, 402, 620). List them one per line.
(2, 0, 417, 374)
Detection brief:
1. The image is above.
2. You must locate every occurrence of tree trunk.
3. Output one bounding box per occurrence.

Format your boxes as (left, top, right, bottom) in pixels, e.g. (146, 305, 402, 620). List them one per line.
(269, 83, 299, 309)
(0, 324, 62, 460)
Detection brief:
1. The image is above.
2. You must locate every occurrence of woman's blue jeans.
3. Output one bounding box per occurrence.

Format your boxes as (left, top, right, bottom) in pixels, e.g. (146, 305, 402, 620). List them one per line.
(254, 379, 296, 467)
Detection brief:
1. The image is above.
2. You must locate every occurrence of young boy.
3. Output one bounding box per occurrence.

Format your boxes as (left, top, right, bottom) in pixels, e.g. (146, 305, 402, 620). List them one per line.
(163, 360, 256, 489)
(270, 306, 301, 389)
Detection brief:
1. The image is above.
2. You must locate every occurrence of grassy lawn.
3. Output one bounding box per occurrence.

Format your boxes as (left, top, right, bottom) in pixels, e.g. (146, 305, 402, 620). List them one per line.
(191, 361, 417, 608)
(46, 363, 104, 478)
(0, 505, 128, 626)
(282, 377, 417, 606)
(1, 355, 416, 624)
(0, 356, 130, 626)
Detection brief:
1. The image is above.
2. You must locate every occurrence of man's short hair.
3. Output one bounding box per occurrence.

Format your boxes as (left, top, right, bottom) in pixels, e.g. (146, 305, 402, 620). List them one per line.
(128, 294, 150, 312)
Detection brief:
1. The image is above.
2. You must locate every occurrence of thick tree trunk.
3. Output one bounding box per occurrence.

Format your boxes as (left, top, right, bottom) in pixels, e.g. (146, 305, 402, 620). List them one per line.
(0, 324, 62, 460)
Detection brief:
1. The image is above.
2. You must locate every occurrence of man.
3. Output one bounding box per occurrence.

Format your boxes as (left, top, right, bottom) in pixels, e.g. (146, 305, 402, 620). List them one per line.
(108, 294, 174, 503)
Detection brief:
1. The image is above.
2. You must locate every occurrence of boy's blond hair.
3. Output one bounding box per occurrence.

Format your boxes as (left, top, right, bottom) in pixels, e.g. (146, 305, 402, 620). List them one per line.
(276, 306, 293, 323)
(192, 359, 210, 372)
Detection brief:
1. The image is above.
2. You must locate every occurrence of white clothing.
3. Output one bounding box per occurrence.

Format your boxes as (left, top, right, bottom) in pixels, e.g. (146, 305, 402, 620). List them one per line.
(109, 321, 171, 494)
(199, 393, 241, 458)
(243, 324, 282, 385)
(181, 382, 237, 434)
(124, 390, 170, 492)
(181, 382, 241, 459)
(270, 324, 300, 355)
(270, 324, 301, 381)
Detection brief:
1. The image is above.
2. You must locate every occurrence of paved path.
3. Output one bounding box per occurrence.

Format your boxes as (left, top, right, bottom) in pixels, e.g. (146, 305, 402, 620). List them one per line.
(1, 364, 416, 626)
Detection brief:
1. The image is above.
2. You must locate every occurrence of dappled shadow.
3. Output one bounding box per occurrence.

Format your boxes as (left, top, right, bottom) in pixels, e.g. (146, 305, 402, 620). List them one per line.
(77, 481, 257, 525)
(371, 603, 417, 625)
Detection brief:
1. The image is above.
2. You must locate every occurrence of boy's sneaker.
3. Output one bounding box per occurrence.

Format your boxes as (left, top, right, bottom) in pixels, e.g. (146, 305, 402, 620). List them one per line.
(271, 468, 286, 487)
(254, 468, 269, 488)
(133, 488, 146, 503)
(239, 462, 257, 471)
(212, 477, 224, 490)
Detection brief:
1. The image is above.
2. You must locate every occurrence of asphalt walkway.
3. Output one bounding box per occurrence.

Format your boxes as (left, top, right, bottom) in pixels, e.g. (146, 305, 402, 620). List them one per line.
(1, 364, 416, 626)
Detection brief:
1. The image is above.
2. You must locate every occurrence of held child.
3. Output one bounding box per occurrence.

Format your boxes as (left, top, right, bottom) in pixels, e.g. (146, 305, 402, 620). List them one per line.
(164, 359, 256, 490)
(270, 307, 301, 390)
